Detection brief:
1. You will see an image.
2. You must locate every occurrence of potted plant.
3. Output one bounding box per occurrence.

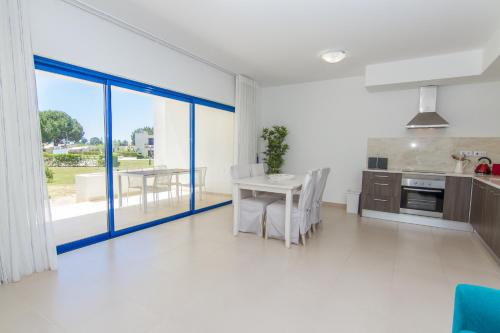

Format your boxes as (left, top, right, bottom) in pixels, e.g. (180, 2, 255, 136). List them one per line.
(261, 125, 289, 174)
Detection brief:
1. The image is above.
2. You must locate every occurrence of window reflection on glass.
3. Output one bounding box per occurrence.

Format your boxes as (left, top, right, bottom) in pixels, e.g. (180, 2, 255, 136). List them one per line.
(195, 105, 234, 209)
(111, 87, 191, 230)
(35, 70, 107, 245)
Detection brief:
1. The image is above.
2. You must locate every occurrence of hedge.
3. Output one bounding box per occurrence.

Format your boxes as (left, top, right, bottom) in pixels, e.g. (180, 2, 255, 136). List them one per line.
(117, 151, 139, 158)
(44, 153, 119, 167)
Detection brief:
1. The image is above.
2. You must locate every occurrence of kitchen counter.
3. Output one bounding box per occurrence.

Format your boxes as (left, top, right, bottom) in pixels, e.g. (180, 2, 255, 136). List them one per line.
(363, 169, 500, 190)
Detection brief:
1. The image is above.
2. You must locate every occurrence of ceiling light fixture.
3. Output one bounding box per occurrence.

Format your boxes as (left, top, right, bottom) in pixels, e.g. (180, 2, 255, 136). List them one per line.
(320, 50, 347, 63)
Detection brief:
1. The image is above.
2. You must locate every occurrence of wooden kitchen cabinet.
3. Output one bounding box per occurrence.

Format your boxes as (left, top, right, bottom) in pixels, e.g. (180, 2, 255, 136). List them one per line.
(470, 180, 500, 260)
(469, 180, 484, 235)
(361, 171, 402, 213)
(487, 187, 500, 256)
(443, 176, 472, 222)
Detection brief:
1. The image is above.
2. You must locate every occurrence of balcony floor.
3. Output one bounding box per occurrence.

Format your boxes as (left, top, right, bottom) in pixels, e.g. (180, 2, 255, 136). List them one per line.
(51, 191, 231, 245)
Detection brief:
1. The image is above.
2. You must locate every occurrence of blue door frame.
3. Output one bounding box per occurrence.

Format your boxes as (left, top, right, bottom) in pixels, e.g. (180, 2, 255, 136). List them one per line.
(34, 56, 235, 254)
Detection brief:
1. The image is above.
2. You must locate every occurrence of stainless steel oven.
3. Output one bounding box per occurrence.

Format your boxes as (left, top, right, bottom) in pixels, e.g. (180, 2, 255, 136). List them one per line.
(400, 174, 445, 218)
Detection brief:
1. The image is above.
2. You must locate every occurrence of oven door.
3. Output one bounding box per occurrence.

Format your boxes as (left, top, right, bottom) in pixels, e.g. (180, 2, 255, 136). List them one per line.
(400, 186, 444, 218)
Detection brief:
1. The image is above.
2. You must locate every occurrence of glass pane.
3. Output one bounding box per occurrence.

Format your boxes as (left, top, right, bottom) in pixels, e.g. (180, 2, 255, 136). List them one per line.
(111, 87, 190, 230)
(195, 105, 234, 209)
(36, 70, 107, 245)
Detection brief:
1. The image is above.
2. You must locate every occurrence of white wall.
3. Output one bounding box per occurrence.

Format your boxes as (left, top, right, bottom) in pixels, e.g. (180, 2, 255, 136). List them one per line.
(195, 106, 234, 194)
(365, 50, 483, 87)
(154, 99, 190, 170)
(154, 102, 234, 195)
(27, 0, 235, 106)
(258, 77, 500, 204)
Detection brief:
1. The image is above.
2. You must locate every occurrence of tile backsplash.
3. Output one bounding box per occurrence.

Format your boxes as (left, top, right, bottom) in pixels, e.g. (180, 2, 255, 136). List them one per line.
(367, 137, 500, 173)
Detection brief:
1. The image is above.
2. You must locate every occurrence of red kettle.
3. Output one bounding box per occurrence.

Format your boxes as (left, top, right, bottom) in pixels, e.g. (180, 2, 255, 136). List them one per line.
(475, 157, 492, 175)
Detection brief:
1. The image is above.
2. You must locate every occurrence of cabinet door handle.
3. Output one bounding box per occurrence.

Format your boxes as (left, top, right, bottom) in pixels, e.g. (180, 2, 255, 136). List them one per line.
(374, 183, 389, 186)
(374, 175, 389, 178)
(373, 198, 388, 202)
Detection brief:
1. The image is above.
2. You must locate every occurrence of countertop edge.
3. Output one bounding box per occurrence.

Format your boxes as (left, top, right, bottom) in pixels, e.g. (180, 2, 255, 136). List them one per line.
(363, 169, 500, 190)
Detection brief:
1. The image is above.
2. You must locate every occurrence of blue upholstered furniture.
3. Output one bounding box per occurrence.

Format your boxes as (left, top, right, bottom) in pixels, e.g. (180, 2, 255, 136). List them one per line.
(452, 284, 500, 333)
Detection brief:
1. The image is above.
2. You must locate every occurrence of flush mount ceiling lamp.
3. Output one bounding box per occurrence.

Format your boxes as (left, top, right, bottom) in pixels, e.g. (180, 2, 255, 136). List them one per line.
(320, 50, 347, 63)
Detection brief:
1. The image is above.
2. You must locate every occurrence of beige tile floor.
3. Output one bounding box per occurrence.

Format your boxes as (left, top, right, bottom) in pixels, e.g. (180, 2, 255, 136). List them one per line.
(1, 205, 500, 333)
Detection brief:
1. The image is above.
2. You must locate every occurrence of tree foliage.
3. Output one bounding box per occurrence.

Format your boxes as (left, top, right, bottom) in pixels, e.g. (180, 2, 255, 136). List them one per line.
(261, 126, 289, 174)
(39, 110, 84, 145)
(131, 126, 154, 145)
(89, 137, 103, 145)
(113, 139, 128, 147)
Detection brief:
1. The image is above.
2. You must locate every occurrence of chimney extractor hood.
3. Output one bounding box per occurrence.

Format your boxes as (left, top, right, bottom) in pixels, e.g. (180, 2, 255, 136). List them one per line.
(406, 86, 449, 129)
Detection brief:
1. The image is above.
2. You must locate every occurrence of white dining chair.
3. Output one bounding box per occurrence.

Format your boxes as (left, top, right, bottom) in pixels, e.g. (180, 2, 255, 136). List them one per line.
(127, 173, 143, 206)
(154, 172, 175, 205)
(311, 167, 330, 231)
(231, 164, 280, 236)
(250, 163, 284, 200)
(179, 167, 207, 200)
(265, 169, 319, 245)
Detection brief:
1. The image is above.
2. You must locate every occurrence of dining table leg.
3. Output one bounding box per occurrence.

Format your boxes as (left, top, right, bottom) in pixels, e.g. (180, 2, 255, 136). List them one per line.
(118, 174, 123, 208)
(198, 170, 203, 201)
(142, 176, 148, 213)
(233, 184, 240, 236)
(285, 189, 293, 248)
(175, 174, 180, 200)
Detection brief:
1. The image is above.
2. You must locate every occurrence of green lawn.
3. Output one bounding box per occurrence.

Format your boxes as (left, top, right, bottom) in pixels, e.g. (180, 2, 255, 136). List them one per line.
(118, 159, 152, 170)
(48, 159, 152, 186)
(49, 167, 104, 185)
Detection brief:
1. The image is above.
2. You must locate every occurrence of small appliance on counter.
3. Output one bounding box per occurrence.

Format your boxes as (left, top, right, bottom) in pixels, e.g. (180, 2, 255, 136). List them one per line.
(367, 157, 388, 170)
(451, 154, 470, 174)
(492, 163, 500, 176)
(474, 157, 492, 175)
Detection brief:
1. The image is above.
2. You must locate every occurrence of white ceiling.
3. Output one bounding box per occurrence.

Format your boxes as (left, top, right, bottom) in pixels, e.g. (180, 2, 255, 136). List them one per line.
(79, 0, 500, 86)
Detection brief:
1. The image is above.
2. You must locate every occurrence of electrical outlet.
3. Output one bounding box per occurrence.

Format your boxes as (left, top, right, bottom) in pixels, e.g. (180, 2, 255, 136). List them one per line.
(473, 151, 487, 157)
(459, 150, 473, 157)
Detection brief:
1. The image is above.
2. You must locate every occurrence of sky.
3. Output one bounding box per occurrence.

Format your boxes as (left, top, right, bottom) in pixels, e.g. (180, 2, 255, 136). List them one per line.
(35, 70, 155, 142)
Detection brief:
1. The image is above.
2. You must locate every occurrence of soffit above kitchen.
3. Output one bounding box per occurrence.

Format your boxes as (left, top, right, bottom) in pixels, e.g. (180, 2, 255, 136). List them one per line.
(67, 0, 500, 86)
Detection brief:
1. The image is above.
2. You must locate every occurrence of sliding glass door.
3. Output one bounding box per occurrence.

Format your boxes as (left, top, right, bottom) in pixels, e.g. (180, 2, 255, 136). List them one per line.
(194, 105, 234, 209)
(34, 56, 234, 253)
(35, 70, 108, 245)
(111, 86, 191, 230)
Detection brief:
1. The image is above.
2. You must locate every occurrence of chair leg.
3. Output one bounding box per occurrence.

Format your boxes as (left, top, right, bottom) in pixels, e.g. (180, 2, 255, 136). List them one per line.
(301, 233, 306, 246)
(312, 224, 316, 232)
(264, 221, 269, 239)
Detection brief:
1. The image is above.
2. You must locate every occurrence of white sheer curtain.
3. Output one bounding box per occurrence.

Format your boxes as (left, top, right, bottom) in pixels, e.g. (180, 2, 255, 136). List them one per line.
(235, 75, 258, 165)
(0, 0, 58, 284)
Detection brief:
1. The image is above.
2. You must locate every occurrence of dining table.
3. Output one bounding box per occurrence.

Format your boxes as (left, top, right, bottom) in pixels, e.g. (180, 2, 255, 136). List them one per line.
(232, 174, 304, 248)
(117, 168, 203, 213)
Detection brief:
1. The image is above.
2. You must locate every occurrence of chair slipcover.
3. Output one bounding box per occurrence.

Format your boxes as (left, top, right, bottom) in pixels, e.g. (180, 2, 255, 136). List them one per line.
(311, 167, 331, 226)
(265, 170, 318, 244)
(452, 284, 500, 333)
(231, 165, 279, 235)
(250, 163, 284, 199)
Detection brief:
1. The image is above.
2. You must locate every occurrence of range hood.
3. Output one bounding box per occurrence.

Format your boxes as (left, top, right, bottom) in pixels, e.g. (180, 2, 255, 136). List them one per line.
(406, 86, 449, 129)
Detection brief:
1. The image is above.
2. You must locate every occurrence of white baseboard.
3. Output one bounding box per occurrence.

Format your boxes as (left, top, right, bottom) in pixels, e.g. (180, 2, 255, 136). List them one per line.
(362, 209, 472, 232)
